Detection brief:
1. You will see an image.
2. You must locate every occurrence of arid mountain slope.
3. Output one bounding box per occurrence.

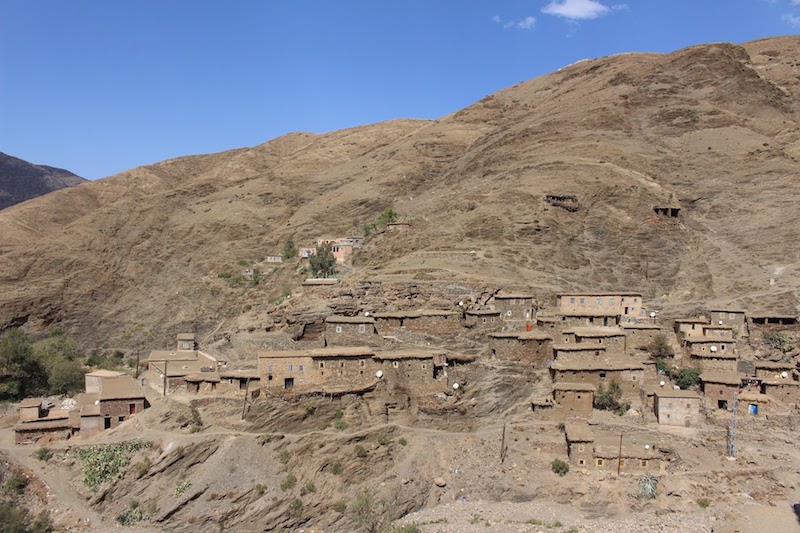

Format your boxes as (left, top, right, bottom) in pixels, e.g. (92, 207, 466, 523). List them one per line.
(0, 152, 85, 210)
(1, 36, 799, 349)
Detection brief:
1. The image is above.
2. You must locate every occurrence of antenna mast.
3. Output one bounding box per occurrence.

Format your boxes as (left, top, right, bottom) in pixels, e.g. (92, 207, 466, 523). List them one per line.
(726, 390, 738, 459)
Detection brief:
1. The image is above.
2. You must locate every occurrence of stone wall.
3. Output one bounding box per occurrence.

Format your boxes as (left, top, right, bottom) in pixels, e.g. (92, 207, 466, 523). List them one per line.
(655, 396, 702, 427)
(324, 323, 381, 347)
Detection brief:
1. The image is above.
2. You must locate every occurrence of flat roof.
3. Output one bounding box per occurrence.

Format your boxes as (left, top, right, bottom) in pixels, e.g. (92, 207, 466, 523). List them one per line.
(564, 422, 594, 442)
(738, 392, 770, 402)
(372, 350, 446, 361)
(98, 376, 146, 400)
(621, 323, 662, 330)
(466, 309, 501, 316)
(308, 347, 376, 358)
(557, 292, 642, 297)
(85, 370, 128, 378)
(685, 337, 735, 344)
(302, 278, 339, 285)
(690, 351, 737, 359)
(710, 309, 745, 314)
(325, 316, 376, 324)
(557, 311, 620, 317)
(674, 318, 708, 324)
(701, 373, 743, 385)
(517, 331, 554, 341)
(258, 350, 308, 359)
(494, 293, 534, 299)
(176, 333, 196, 340)
(753, 361, 795, 369)
(18, 398, 43, 408)
(565, 327, 626, 337)
(554, 382, 597, 392)
(15, 419, 72, 431)
(552, 344, 607, 352)
(655, 389, 702, 399)
(552, 361, 644, 371)
(184, 372, 221, 383)
(147, 350, 200, 362)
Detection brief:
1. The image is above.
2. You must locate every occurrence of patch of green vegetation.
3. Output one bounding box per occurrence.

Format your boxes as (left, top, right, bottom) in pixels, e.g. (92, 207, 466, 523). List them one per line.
(0, 501, 52, 533)
(3, 473, 28, 496)
(332, 499, 347, 513)
(34, 447, 52, 462)
(334, 420, 348, 431)
(280, 473, 297, 492)
(377, 435, 391, 446)
(279, 449, 291, 465)
(116, 501, 144, 526)
(355, 444, 368, 458)
(290, 498, 303, 517)
(697, 498, 711, 508)
(133, 457, 151, 479)
(255, 483, 266, 496)
(330, 462, 343, 475)
(594, 380, 631, 415)
(76, 440, 150, 491)
(398, 438, 408, 446)
(551, 458, 569, 477)
(175, 479, 192, 498)
(282, 237, 298, 261)
(764, 331, 794, 353)
(351, 490, 377, 530)
(217, 271, 232, 279)
(304, 481, 316, 494)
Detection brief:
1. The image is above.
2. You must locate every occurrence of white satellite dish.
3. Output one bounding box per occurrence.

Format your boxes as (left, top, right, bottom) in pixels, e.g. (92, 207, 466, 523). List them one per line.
(452, 383, 460, 390)
(364, 311, 370, 316)
(458, 301, 464, 307)
(94, 400, 100, 405)
(376, 370, 383, 378)
(718, 320, 723, 325)
(644, 444, 650, 450)
(781, 371, 789, 378)
(710, 346, 717, 352)
(649, 312, 656, 318)
(160, 373, 165, 380)
(659, 380, 666, 387)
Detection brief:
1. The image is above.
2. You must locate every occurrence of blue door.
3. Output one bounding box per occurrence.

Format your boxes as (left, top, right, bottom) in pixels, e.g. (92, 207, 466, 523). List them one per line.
(748, 403, 758, 415)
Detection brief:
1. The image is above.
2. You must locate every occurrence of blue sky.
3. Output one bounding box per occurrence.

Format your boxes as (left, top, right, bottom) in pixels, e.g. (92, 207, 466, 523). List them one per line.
(1, 1, 798, 180)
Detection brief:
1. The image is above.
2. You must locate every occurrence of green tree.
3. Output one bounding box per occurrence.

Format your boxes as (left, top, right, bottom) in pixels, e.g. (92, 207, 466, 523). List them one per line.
(646, 334, 674, 358)
(48, 360, 86, 396)
(282, 236, 298, 260)
(594, 380, 631, 415)
(377, 208, 398, 226)
(0, 329, 48, 401)
(671, 366, 702, 390)
(309, 243, 337, 278)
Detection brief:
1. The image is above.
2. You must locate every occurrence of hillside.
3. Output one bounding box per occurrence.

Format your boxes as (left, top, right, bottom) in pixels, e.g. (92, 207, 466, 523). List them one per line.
(0, 152, 86, 210)
(0, 36, 799, 351)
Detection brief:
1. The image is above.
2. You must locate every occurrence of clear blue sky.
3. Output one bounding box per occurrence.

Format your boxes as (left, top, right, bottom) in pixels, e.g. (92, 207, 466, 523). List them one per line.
(1, 1, 797, 180)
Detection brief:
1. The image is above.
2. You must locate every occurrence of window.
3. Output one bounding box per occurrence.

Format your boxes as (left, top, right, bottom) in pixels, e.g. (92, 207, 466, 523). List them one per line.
(119, 416, 125, 422)
(596, 298, 602, 305)
(181, 341, 190, 349)
(580, 298, 585, 305)
(579, 459, 585, 466)
(609, 298, 614, 305)
(641, 460, 648, 467)
(298, 365, 304, 372)
(268, 365, 273, 372)
(336, 325, 343, 333)
(577, 394, 582, 400)
(570, 297, 576, 304)
(597, 459, 604, 466)
(721, 345, 726, 350)
(422, 364, 427, 369)
(482, 318, 487, 324)
(340, 361, 345, 368)
(319, 362, 324, 368)
(359, 360, 366, 367)
(595, 351, 600, 356)
(288, 365, 293, 372)
(358, 324, 366, 333)
(686, 403, 691, 408)
(619, 459, 626, 467)
(599, 372, 607, 379)
(506, 310, 512, 316)
(393, 361, 399, 368)
(578, 444, 585, 452)
(730, 313, 736, 319)
(632, 375, 638, 381)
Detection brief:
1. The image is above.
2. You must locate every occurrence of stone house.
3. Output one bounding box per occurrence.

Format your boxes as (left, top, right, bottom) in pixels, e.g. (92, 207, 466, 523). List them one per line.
(562, 327, 627, 356)
(700, 373, 743, 411)
(258, 348, 451, 394)
(688, 351, 738, 373)
(683, 337, 735, 360)
(737, 392, 770, 416)
(593, 436, 663, 473)
(654, 389, 702, 427)
(760, 380, 800, 404)
(176, 333, 197, 351)
(324, 316, 380, 347)
(565, 422, 594, 467)
(492, 293, 535, 323)
(753, 361, 795, 380)
(673, 318, 708, 340)
(552, 343, 608, 363)
(554, 383, 595, 415)
(147, 334, 218, 390)
(316, 237, 364, 264)
(14, 399, 73, 445)
(556, 292, 645, 323)
(463, 309, 502, 330)
(709, 309, 748, 337)
(535, 315, 560, 332)
(550, 361, 645, 398)
(749, 314, 798, 326)
(386, 222, 411, 232)
(622, 323, 664, 351)
(553, 311, 623, 329)
(184, 373, 221, 394)
(404, 311, 462, 334)
(488, 331, 553, 367)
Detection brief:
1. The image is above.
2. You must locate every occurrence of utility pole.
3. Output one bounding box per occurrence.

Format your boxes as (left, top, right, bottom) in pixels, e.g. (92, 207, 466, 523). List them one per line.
(727, 390, 738, 459)
(499, 422, 507, 463)
(240, 378, 251, 420)
(617, 434, 623, 475)
(134, 353, 140, 379)
(162, 361, 168, 397)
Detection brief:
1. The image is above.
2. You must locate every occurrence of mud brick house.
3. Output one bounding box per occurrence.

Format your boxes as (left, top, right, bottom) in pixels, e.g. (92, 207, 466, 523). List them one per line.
(492, 293, 535, 323)
(386, 222, 411, 232)
(593, 435, 663, 473)
(562, 327, 628, 356)
(258, 348, 453, 394)
(556, 292, 645, 324)
(700, 373, 743, 410)
(752, 361, 795, 379)
(324, 315, 380, 346)
(147, 333, 219, 390)
(184, 372, 221, 394)
(760, 379, 800, 404)
(404, 310, 462, 334)
(488, 331, 553, 367)
(464, 308, 502, 329)
(553, 310, 621, 329)
(14, 399, 73, 445)
(622, 323, 663, 350)
(316, 237, 364, 264)
(673, 318, 708, 340)
(565, 422, 594, 467)
(554, 383, 595, 416)
(76, 372, 147, 437)
(702, 325, 735, 340)
(220, 369, 261, 393)
(709, 309, 748, 337)
(688, 351, 738, 373)
(550, 361, 644, 398)
(654, 389, 702, 427)
(738, 392, 770, 416)
(552, 343, 607, 363)
(373, 311, 417, 331)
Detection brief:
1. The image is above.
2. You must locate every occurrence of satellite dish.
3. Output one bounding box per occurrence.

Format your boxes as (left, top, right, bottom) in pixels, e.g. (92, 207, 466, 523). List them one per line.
(458, 301, 464, 307)
(781, 371, 789, 378)
(160, 373, 165, 380)
(452, 383, 460, 390)
(710, 346, 717, 352)
(649, 312, 656, 318)
(718, 320, 723, 325)
(376, 370, 383, 378)
(94, 400, 100, 405)
(659, 380, 666, 387)
(644, 444, 650, 450)
(364, 311, 370, 316)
